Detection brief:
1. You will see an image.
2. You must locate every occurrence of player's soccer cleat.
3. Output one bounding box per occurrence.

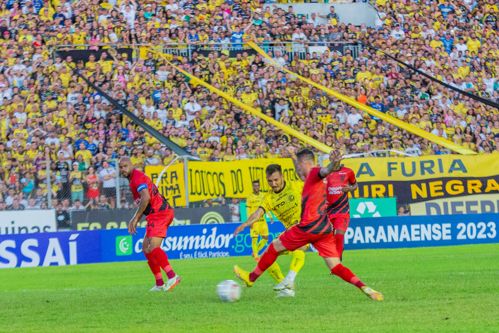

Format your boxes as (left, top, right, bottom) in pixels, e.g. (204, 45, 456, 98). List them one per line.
(233, 265, 254, 287)
(273, 279, 294, 291)
(276, 287, 295, 298)
(361, 286, 384, 301)
(164, 275, 181, 292)
(149, 285, 166, 292)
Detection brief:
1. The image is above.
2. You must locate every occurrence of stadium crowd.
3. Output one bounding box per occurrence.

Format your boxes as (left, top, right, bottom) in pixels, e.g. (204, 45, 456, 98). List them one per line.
(0, 0, 497, 214)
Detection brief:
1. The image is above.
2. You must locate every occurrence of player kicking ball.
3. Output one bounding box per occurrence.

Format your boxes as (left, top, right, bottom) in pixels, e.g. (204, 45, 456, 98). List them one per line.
(235, 164, 306, 298)
(119, 157, 181, 292)
(234, 149, 383, 301)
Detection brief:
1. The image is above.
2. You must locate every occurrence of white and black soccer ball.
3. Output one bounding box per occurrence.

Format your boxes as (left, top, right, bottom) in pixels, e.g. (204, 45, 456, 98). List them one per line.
(216, 280, 241, 302)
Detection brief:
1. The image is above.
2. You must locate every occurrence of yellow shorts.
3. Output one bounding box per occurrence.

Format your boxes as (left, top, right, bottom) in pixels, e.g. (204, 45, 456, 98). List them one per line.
(250, 221, 269, 238)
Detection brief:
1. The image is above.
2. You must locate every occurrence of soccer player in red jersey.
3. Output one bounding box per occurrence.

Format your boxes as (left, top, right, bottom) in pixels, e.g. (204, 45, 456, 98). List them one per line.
(326, 165, 357, 259)
(119, 157, 181, 292)
(234, 149, 383, 301)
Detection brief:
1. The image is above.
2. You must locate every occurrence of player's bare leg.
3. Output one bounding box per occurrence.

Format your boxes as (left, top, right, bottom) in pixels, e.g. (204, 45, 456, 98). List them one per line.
(145, 236, 181, 292)
(323, 257, 383, 301)
(142, 236, 165, 291)
(234, 238, 286, 288)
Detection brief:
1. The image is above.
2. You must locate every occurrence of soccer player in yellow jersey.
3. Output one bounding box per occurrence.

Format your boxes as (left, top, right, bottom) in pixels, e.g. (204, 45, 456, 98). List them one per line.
(246, 180, 269, 260)
(235, 164, 305, 297)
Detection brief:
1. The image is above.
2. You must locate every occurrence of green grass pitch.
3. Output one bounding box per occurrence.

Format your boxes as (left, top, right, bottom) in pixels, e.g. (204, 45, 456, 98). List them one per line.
(1, 244, 498, 333)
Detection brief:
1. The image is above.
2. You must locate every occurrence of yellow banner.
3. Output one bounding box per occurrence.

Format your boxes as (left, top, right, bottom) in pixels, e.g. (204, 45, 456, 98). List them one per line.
(146, 163, 186, 207)
(146, 158, 297, 203)
(187, 158, 298, 201)
(146, 154, 498, 209)
(341, 153, 499, 181)
(247, 42, 477, 156)
(338, 153, 499, 206)
(148, 48, 333, 154)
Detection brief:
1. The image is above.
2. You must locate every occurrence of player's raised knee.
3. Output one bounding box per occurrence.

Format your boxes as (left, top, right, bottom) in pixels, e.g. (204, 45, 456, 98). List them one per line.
(272, 238, 286, 253)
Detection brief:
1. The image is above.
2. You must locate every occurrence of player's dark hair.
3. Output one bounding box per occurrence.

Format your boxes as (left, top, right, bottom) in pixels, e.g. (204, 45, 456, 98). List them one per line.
(252, 179, 260, 184)
(266, 164, 282, 176)
(296, 148, 315, 162)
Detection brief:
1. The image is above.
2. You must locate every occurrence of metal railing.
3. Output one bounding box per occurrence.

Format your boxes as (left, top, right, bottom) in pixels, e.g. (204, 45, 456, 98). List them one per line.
(343, 149, 423, 158)
(44, 158, 123, 210)
(52, 41, 362, 62)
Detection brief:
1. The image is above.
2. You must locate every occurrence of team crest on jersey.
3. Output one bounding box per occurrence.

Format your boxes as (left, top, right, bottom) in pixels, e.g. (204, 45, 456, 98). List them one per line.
(288, 194, 294, 201)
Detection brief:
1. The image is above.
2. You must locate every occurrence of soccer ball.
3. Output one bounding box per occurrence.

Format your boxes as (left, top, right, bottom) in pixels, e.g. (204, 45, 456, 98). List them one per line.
(216, 280, 241, 302)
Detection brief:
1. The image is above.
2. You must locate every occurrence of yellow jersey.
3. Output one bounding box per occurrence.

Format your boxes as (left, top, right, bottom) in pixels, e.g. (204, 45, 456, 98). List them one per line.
(246, 192, 266, 224)
(260, 181, 303, 228)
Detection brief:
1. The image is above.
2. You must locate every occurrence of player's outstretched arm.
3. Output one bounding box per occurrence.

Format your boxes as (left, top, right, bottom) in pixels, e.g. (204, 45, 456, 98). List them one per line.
(283, 145, 305, 181)
(320, 151, 342, 178)
(128, 189, 150, 235)
(234, 207, 265, 236)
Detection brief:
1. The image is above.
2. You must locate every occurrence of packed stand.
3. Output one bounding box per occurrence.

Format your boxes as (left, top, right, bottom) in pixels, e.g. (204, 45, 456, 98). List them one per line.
(0, 0, 497, 214)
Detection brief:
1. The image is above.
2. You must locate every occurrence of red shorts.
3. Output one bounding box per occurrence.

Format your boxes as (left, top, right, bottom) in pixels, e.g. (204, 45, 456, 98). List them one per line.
(145, 209, 174, 238)
(328, 214, 350, 232)
(279, 225, 339, 258)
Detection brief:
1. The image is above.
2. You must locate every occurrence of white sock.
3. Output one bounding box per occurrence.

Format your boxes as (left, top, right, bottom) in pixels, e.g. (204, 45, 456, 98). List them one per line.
(285, 270, 297, 283)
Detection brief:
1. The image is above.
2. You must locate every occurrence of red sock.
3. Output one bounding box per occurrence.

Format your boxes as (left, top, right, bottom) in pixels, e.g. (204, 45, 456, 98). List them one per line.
(335, 233, 345, 259)
(151, 247, 176, 279)
(249, 243, 280, 282)
(331, 264, 365, 289)
(145, 252, 164, 286)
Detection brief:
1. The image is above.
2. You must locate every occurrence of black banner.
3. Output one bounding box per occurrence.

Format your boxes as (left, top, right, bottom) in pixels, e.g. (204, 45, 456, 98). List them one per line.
(56, 48, 134, 63)
(70, 206, 232, 231)
(352, 176, 499, 206)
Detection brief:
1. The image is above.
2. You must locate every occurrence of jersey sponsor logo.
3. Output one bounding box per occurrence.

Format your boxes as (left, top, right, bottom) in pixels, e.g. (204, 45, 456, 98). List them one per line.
(328, 186, 343, 195)
(273, 201, 287, 211)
